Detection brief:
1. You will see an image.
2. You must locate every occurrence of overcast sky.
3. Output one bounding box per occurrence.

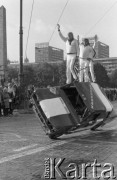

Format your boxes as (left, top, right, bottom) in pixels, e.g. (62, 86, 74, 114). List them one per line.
(1, 0, 117, 62)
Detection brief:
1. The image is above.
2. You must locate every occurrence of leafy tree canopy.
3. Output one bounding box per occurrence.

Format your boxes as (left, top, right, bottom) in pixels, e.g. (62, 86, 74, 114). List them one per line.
(94, 63, 110, 87)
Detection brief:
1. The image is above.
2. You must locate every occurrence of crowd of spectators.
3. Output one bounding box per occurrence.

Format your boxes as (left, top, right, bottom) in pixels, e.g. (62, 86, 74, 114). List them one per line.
(103, 88, 117, 101)
(0, 82, 19, 116)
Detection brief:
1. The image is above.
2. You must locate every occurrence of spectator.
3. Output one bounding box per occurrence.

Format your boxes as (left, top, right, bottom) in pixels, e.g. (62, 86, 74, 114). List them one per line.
(0, 86, 3, 116)
(8, 83, 14, 115)
(12, 84, 19, 109)
(3, 87, 10, 116)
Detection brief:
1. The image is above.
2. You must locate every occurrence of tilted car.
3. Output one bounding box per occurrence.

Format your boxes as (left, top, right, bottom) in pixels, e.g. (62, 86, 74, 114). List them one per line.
(29, 81, 113, 139)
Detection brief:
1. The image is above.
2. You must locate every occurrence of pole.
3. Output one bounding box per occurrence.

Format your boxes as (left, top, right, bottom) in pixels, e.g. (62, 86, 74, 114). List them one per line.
(19, 0, 23, 86)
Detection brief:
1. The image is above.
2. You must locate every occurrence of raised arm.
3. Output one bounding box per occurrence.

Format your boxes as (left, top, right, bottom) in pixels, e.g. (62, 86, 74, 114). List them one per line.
(57, 24, 67, 42)
(93, 35, 98, 48)
(83, 34, 98, 48)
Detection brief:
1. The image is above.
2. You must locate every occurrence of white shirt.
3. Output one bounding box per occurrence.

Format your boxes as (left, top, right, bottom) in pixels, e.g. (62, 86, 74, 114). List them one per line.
(79, 44, 94, 59)
(58, 31, 79, 56)
(65, 39, 79, 54)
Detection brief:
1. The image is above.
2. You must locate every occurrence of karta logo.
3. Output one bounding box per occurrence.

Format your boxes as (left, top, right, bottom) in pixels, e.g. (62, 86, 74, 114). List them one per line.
(44, 158, 116, 179)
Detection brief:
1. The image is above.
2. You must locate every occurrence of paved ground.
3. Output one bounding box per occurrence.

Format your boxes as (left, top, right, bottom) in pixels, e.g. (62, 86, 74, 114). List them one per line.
(0, 102, 117, 179)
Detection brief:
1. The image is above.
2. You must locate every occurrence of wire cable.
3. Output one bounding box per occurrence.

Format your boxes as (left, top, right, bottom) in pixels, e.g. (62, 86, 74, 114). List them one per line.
(24, 0, 35, 59)
(85, 0, 117, 36)
(49, 0, 70, 43)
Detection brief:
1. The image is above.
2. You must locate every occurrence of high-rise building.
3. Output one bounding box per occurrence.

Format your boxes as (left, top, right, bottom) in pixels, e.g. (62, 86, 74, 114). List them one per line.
(94, 57, 117, 75)
(0, 6, 7, 81)
(35, 42, 64, 63)
(94, 41, 109, 58)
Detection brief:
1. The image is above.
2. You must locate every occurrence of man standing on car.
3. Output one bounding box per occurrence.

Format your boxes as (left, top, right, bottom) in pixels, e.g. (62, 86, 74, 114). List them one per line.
(79, 36, 97, 82)
(57, 24, 79, 84)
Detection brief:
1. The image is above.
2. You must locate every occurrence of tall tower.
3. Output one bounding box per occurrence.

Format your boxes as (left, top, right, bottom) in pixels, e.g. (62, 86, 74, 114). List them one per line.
(0, 6, 7, 83)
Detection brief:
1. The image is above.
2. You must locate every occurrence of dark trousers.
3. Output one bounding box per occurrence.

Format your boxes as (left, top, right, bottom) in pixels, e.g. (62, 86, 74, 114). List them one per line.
(0, 103, 2, 116)
(9, 102, 13, 114)
(3, 108, 9, 116)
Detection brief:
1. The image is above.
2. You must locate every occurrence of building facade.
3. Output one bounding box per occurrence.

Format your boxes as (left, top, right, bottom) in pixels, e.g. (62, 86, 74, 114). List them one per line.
(93, 41, 109, 58)
(35, 42, 64, 63)
(0, 6, 7, 82)
(94, 57, 117, 75)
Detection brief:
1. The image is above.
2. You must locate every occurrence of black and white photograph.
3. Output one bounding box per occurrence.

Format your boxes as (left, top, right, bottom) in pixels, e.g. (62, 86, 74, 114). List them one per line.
(0, 0, 117, 179)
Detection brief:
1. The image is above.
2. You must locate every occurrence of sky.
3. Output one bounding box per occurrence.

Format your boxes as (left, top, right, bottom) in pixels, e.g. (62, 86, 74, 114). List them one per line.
(0, 0, 117, 62)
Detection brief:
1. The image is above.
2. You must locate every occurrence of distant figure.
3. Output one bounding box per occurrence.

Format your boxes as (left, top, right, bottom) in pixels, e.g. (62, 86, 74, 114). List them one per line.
(57, 24, 79, 84)
(3, 87, 9, 116)
(12, 84, 19, 109)
(0, 86, 3, 116)
(79, 35, 97, 82)
(8, 83, 14, 115)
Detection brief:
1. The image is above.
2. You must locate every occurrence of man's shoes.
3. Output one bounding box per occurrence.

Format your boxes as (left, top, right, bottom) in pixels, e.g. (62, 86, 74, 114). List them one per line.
(62, 83, 71, 88)
(63, 83, 71, 87)
(73, 75, 77, 80)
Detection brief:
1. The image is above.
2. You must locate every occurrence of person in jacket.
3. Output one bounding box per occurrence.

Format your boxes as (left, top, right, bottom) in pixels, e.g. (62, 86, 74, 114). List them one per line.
(3, 87, 10, 116)
(0, 86, 3, 116)
(8, 83, 14, 115)
(12, 84, 19, 109)
(57, 24, 79, 84)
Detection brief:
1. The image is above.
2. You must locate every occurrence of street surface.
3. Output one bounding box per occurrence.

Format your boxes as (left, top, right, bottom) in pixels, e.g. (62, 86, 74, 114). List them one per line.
(0, 102, 117, 179)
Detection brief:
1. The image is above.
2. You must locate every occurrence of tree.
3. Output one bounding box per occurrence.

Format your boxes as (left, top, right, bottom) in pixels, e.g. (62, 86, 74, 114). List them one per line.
(34, 62, 54, 87)
(7, 59, 11, 65)
(7, 62, 67, 88)
(23, 66, 36, 86)
(24, 57, 29, 63)
(7, 67, 18, 82)
(109, 69, 117, 87)
(51, 64, 60, 86)
(94, 63, 110, 87)
(58, 61, 66, 86)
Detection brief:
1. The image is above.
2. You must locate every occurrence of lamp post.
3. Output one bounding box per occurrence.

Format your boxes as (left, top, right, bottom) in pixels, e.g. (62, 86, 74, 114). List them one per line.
(19, 0, 23, 86)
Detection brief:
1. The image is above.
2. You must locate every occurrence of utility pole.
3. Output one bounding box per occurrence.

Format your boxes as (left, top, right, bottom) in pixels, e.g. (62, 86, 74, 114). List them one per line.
(19, 0, 23, 86)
